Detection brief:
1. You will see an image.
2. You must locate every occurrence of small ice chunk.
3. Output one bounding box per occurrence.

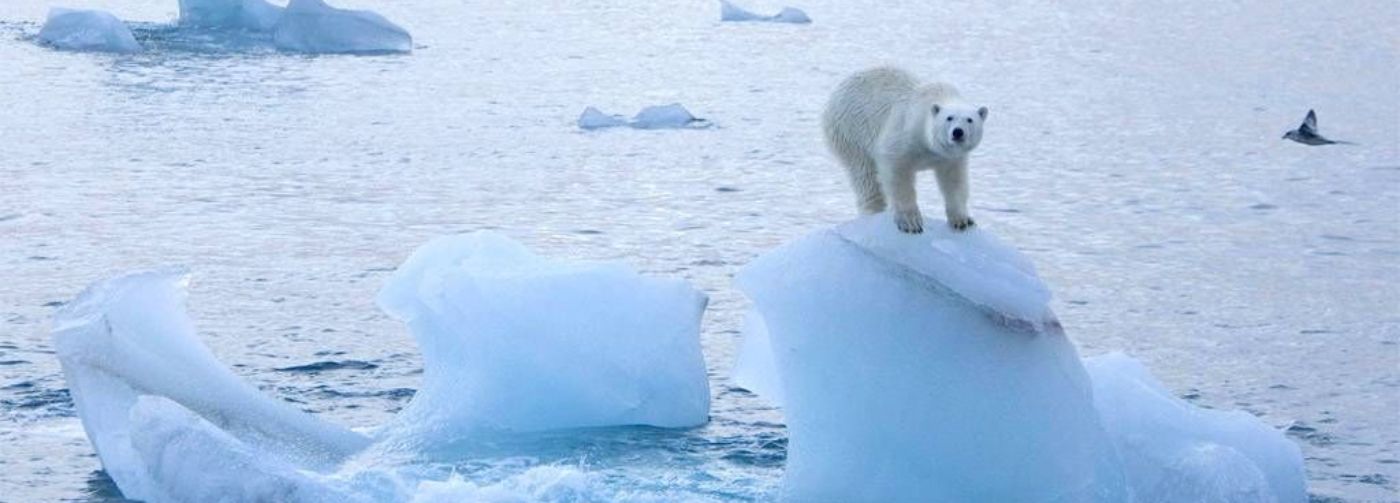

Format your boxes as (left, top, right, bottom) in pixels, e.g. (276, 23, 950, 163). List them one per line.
(577, 106, 627, 130)
(377, 232, 710, 440)
(720, 0, 811, 24)
(178, 0, 285, 31)
(38, 8, 141, 54)
(630, 103, 710, 129)
(1086, 353, 1306, 502)
(273, 0, 412, 54)
(51, 268, 370, 501)
(577, 104, 711, 130)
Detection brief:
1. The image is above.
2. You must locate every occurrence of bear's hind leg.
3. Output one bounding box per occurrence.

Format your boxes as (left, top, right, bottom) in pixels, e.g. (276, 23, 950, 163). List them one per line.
(844, 153, 886, 214)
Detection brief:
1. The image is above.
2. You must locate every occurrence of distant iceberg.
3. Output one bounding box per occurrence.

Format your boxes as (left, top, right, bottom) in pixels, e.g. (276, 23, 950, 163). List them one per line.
(578, 103, 712, 130)
(719, 0, 811, 24)
(273, 0, 413, 54)
(38, 8, 142, 53)
(733, 213, 1306, 502)
(178, 0, 284, 31)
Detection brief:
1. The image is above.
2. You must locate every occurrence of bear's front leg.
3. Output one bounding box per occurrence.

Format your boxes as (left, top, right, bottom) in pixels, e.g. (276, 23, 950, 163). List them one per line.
(935, 160, 974, 231)
(879, 160, 922, 234)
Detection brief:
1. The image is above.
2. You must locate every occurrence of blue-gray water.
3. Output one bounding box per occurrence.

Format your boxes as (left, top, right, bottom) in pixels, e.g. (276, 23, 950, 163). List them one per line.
(1, 0, 1397, 501)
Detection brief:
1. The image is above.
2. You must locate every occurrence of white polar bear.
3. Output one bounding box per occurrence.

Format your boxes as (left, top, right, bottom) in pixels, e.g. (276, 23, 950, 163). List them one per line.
(822, 67, 987, 233)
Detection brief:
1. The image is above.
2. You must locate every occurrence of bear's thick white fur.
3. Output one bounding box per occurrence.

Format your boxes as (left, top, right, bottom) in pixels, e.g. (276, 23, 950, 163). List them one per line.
(822, 67, 987, 233)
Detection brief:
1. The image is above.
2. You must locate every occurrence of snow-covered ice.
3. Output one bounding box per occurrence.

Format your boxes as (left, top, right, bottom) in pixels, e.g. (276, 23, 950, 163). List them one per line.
(376, 232, 710, 439)
(734, 214, 1305, 502)
(178, 0, 284, 31)
(719, 0, 811, 24)
(578, 104, 711, 130)
(37, 8, 141, 53)
(273, 0, 412, 54)
(50, 268, 371, 501)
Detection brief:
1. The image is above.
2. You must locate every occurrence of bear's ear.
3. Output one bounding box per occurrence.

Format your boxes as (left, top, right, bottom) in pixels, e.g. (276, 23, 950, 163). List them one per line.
(931, 104, 941, 116)
(978, 106, 989, 120)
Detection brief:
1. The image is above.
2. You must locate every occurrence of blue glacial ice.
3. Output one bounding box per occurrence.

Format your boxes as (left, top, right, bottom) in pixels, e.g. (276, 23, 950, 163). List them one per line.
(178, 0, 284, 31)
(376, 232, 710, 440)
(52, 233, 709, 501)
(733, 213, 1306, 502)
(37, 8, 141, 53)
(578, 104, 712, 130)
(272, 0, 413, 54)
(719, 0, 811, 24)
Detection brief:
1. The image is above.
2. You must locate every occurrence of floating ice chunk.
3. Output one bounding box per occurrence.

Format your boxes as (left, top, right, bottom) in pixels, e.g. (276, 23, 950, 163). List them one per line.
(273, 0, 412, 54)
(630, 103, 711, 129)
(377, 232, 710, 439)
(736, 216, 1126, 501)
(1086, 353, 1306, 503)
(577, 106, 627, 130)
(38, 8, 141, 54)
(719, 0, 811, 24)
(577, 104, 711, 131)
(178, 0, 284, 31)
(51, 269, 370, 501)
(128, 396, 366, 503)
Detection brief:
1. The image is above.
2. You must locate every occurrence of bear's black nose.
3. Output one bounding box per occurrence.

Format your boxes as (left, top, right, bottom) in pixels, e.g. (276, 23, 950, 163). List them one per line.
(952, 128, 965, 141)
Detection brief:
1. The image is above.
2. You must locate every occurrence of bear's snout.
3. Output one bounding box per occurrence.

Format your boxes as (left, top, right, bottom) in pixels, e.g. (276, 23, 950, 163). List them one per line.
(952, 128, 965, 142)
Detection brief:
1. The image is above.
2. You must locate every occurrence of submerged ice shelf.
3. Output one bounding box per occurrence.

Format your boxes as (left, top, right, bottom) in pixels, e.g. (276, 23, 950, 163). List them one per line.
(733, 213, 1307, 502)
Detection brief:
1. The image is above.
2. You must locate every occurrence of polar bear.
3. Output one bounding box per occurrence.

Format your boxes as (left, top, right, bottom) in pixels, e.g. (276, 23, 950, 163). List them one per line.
(822, 67, 987, 233)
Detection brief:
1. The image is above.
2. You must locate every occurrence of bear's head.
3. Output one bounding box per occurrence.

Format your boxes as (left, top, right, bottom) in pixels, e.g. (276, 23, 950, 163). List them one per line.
(927, 104, 988, 156)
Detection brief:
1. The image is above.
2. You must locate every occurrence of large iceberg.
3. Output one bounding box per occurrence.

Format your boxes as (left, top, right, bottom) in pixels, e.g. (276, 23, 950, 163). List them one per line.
(178, 0, 284, 31)
(733, 213, 1306, 502)
(377, 232, 711, 440)
(37, 8, 142, 54)
(273, 0, 413, 54)
(51, 268, 371, 502)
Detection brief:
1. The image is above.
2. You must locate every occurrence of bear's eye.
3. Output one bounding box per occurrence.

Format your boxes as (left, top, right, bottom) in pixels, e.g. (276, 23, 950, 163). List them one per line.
(946, 117, 953, 122)
(966, 118, 973, 123)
